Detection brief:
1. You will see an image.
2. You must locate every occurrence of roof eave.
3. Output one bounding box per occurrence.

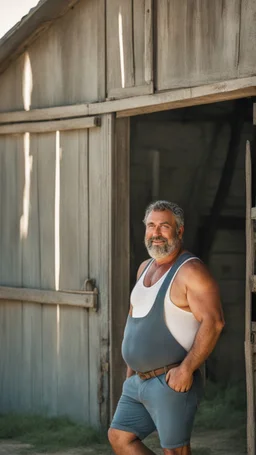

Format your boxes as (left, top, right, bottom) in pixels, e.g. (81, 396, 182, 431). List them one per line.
(0, 0, 80, 75)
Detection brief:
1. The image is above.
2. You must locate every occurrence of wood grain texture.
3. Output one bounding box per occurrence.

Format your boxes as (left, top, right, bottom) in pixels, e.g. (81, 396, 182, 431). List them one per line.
(0, 105, 89, 124)
(239, 0, 256, 77)
(57, 130, 90, 422)
(21, 133, 42, 412)
(106, 0, 153, 97)
(0, 0, 81, 76)
(0, 136, 23, 413)
(37, 132, 58, 416)
(156, 0, 241, 90)
(0, 0, 105, 111)
(0, 286, 97, 308)
(88, 115, 113, 427)
(110, 118, 130, 416)
(0, 76, 255, 122)
(0, 55, 24, 112)
(0, 129, 93, 423)
(0, 117, 100, 135)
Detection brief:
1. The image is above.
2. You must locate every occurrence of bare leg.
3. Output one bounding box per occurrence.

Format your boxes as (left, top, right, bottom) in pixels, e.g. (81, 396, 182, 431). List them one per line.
(108, 428, 156, 455)
(163, 445, 191, 455)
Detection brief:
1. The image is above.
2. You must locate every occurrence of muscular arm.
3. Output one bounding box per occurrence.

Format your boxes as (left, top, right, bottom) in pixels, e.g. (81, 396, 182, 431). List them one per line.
(167, 261, 225, 391)
(181, 262, 224, 373)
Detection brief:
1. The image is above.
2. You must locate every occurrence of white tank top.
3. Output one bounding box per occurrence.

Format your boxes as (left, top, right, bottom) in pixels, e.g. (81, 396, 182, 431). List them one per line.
(131, 258, 200, 352)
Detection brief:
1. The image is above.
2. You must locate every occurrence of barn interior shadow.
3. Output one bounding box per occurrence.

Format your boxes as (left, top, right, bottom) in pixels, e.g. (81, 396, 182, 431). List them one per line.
(129, 99, 255, 454)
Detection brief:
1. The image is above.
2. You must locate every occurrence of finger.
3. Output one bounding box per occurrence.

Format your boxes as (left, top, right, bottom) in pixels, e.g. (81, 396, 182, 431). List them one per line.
(165, 370, 171, 381)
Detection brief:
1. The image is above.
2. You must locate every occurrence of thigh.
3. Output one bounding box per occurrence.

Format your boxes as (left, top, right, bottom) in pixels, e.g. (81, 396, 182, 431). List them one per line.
(143, 373, 200, 449)
(110, 376, 156, 441)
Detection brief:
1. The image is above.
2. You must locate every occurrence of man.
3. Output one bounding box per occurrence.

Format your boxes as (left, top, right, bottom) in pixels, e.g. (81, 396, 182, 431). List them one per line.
(108, 201, 224, 455)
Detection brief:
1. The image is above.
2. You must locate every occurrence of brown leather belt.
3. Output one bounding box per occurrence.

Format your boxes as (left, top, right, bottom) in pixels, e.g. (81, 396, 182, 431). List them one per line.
(136, 363, 180, 380)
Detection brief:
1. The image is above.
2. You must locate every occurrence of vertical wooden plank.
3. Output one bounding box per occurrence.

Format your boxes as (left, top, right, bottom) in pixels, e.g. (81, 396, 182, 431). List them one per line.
(106, 0, 153, 97)
(0, 54, 24, 112)
(89, 115, 113, 427)
(21, 133, 43, 413)
(156, 0, 241, 90)
(238, 0, 256, 77)
(0, 136, 23, 413)
(97, 0, 106, 101)
(37, 132, 58, 416)
(57, 130, 89, 422)
(106, 0, 134, 91)
(111, 118, 130, 416)
(28, 0, 105, 108)
(0, 136, 23, 286)
(245, 140, 255, 455)
(143, 0, 153, 84)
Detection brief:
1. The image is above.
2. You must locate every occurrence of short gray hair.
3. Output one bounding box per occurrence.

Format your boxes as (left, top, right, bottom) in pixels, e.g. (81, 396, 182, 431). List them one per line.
(143, 201, 184, 229)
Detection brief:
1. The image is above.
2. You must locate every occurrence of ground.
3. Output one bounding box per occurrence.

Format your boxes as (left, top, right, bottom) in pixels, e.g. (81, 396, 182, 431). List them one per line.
(0, 428, 246, 455)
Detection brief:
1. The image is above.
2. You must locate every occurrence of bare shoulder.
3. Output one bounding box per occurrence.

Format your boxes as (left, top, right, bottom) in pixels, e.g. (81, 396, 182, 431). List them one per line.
(136, 259, 152, 281)
(178, 258, 218, 291)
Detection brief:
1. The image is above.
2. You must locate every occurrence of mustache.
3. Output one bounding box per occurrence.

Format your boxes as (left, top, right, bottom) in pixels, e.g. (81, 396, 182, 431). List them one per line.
(147, 236, 167, 246)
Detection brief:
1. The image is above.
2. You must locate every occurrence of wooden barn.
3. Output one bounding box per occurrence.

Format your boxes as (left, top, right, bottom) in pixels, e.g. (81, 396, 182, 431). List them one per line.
(0, 0, 256, 452)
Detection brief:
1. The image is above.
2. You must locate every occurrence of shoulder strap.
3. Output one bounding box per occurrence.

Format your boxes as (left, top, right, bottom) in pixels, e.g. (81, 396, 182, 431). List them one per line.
(137, 259, 154, 281)
(157, 252, 197, 298)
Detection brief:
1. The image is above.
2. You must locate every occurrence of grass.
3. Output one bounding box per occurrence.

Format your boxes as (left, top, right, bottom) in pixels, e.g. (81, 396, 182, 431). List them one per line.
(194, 380, 247, 431)
(0, 381, 247, 454)
(0, 414, 106, 452)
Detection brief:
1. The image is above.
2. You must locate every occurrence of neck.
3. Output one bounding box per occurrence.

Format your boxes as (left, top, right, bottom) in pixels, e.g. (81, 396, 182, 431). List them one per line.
(154, 245, 184, 266)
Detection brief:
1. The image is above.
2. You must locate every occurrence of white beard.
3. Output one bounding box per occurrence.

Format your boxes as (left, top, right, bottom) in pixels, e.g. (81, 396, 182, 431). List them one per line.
(145, 236, 180, 259)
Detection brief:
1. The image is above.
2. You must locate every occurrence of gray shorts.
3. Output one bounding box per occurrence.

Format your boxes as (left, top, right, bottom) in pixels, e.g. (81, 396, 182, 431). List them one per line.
(110, 370, 203, 449)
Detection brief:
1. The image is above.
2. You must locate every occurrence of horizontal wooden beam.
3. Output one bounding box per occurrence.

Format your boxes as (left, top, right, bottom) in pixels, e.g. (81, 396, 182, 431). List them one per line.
(0, 104, 89, 124)
(0, 76, 255, 124)
(107, 82, 153, 100)
(0, 285, 98, 309)
(0, 116, 100, 134)
(115, 84, 256, 118)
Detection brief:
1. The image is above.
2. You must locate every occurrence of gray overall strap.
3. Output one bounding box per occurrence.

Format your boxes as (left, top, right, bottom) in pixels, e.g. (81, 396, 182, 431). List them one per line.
(137, 259, 154, 281)
(157, 252, 196, 298)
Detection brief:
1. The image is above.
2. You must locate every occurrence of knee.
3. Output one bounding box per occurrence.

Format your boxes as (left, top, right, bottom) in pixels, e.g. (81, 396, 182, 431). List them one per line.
(108, 428, 138, 450)
(108, 428, 122, 448)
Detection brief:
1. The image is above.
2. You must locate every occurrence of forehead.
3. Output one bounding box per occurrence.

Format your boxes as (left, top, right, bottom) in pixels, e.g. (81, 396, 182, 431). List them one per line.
(146, 209, 175, 225)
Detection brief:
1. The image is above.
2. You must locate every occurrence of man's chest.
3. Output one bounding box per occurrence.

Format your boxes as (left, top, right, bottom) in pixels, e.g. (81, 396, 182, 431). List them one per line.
(144, 267, 189, 310)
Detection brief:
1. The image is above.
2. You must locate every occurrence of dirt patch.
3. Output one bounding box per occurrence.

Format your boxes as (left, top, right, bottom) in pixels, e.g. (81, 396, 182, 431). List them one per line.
(0, 428, 246, 455)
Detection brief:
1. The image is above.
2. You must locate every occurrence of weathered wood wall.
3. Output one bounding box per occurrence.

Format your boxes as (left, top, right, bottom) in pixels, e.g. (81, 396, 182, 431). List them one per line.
(0, 116, 112, 425)
(1, 0, 256, 113)
(0, 0, 105, 112)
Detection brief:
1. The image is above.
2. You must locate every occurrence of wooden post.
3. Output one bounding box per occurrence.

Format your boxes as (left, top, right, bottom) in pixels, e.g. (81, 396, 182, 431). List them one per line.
(245, 140, 256, 455)
(110, 117, 130, 418)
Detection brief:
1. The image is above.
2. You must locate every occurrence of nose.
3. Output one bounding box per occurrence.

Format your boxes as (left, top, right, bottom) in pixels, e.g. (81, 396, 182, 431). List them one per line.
(152, 225, 161, 236)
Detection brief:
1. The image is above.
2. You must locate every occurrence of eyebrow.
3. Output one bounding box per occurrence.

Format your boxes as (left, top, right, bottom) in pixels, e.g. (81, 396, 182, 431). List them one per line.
(147, 221, 172, 226)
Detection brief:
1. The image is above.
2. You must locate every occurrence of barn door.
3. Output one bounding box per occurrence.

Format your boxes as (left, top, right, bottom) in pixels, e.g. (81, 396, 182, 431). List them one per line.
(245, 138, 256, 455)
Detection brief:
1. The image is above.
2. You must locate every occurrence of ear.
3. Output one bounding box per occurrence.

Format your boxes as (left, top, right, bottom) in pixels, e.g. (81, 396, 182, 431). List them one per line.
(178, 225, 184, 239)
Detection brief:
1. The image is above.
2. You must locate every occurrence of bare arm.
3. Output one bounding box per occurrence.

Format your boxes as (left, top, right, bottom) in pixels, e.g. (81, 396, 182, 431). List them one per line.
(166, 261, 225, 392)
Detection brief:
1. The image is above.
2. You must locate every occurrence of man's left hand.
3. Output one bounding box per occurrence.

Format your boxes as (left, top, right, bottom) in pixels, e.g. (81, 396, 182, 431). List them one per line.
(165, 366, 193, 392)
